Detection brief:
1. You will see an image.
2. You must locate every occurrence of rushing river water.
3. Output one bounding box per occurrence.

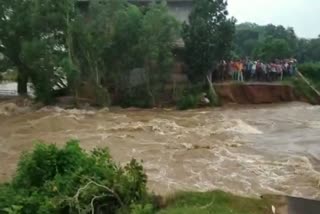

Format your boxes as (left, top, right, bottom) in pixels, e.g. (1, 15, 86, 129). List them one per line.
(0, 102, 319, 199)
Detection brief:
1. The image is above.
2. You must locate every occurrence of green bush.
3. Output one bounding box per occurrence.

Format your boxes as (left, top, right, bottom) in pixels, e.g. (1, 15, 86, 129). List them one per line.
(298, 63, 320, 85)
(294, 63, 320, 103)
(176, 94, 199, 110)
(118, 85, 153, 108)
(31, 72, 55, 105)
(176, 84, 214, 110)
(290, 77, 319, 104)
(0, 140, 152, 214)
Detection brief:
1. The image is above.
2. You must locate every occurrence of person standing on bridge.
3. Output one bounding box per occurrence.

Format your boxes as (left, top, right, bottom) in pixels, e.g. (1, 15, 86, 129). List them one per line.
(251, 61, 257, 80)
(261, 62, 267, 81)
(245, 60, 252, 81)
(231, 61, 237, 81)
(236, 60, 244, 82)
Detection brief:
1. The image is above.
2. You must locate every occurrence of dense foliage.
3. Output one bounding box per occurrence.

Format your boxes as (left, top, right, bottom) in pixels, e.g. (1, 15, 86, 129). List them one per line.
(0, 140, 152, 214)
(282, 63, 320, 104)
(0, 0, 179, 106)
(1, 0, 320, 106)
(296, 37, 320, 63)
(0, 0, 71, 97)
(298, 63, 320, 82)
(182, 0, 236, 83)
(233, 22, 320, 63)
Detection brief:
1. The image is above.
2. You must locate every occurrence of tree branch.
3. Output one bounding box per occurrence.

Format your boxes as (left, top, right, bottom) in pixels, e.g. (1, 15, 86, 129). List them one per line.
(0, 44, 6, 55)
(72, 179, 124, 214)
(85, 179, 124, 207)
(90, 194, 109, 214)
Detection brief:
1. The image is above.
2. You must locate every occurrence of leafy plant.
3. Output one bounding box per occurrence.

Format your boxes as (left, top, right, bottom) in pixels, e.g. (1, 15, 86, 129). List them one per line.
(298, 63, 320, 84)
(2, 205, 23, 214)
(0, 140, 152, 214)
(176, 84, 204, 110)
(254, 38, 292, 61)
(182, 0, 236, 83)
(177, 94, 199, 110)
(118, 85, 153, 108)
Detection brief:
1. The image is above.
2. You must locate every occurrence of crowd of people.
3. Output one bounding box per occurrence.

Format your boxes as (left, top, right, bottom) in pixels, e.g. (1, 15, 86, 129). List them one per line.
(214, 59, 298, 82)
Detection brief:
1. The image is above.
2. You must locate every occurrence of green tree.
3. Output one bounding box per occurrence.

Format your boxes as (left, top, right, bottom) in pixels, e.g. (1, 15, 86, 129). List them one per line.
(233, 22, 298, 59)
(234, 23, 261, 57)
(182, 0, 236, 82)
(0, 0, 33, 94)
(68, 0, 178, 107)
(71, 0, 179, 107)
(299, 36, 320, 62)
(103, 3, 144, 94)
(68, 0, 128, 105)
(0, 55, 11, 73)
(0, 0, 74, 100)
(263, 25, 297, 50)
(138, 2, 180, 106)
(23, 0, 75, 103)
(254, 38, 292, 61)
(1, 0, 179, 106)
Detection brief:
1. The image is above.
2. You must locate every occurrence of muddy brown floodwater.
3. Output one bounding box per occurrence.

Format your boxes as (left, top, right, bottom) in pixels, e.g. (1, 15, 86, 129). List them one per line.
(0, 102, 320, 199)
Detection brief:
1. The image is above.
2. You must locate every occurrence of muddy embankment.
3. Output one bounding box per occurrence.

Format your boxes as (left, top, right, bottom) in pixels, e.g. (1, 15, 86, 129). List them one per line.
(214, 83, 318, 105)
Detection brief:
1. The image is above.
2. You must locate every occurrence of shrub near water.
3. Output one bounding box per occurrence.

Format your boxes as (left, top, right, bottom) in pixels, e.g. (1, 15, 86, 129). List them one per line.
(0, 140, 152, 214)
(290, 63, 320, 103)
(176, 84, 216, 110)
(298, 63, 320, 87)
(298, 63, 320, 80)
(176, 94, 200, 110)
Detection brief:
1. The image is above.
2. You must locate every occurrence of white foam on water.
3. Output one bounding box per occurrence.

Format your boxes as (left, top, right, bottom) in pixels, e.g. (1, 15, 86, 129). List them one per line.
(0, 103, 29, 116)
(2, 103, 320, 199)
(141, 144, 320, 198)
(306, 121, 320, 129)
(38, 106, 96, 116)
(215, 119, 263, 135)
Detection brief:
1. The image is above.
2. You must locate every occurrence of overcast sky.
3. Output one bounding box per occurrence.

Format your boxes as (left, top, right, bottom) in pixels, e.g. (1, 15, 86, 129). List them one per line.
(227, 0, 320, 38)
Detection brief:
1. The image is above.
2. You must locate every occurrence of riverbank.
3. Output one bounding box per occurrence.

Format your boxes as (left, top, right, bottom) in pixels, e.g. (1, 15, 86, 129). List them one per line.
(158, 191, 273, 214)
(1, 81, 319, 109)
(159, 191, 320, 214)
(214, 82, 319, 105)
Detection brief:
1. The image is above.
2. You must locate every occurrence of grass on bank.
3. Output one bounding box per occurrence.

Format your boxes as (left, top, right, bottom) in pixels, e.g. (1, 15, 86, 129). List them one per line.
(283, 74, 320, 104)
(293, 62, 320, 103)
(158, 191, 271, 214)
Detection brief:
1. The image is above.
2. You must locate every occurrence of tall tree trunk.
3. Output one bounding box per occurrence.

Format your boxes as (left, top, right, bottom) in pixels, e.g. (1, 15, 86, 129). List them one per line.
(17, 68, 29, 96)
